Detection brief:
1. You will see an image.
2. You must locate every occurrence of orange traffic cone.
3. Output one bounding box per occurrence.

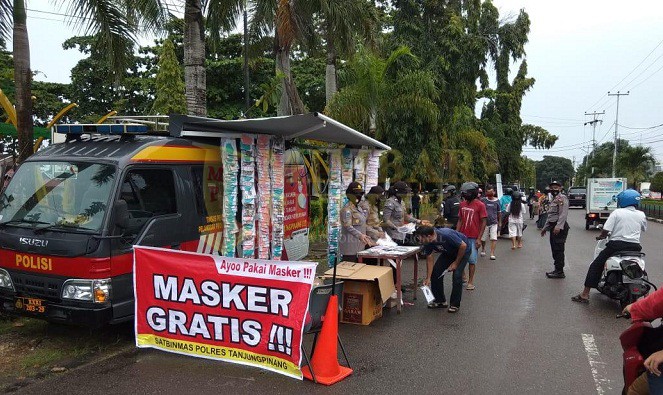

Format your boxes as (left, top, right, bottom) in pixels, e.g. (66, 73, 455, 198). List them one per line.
(302, 294, 353, 385)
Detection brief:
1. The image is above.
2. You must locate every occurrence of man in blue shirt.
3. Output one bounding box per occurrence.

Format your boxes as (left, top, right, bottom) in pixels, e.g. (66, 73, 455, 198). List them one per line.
(416, 226, 471, 313)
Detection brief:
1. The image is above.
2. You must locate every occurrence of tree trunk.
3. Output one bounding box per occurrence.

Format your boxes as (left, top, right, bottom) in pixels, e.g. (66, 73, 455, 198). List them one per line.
(275, 48, 305, 116)
(274, 1, 305, 116)
(325, 25, 337, 106)
(184, 0, 206, 116)
(13, 0, 32, 164)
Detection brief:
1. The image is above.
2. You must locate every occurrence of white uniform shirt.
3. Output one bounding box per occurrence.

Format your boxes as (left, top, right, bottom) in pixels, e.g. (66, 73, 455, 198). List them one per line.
(603, 206, 647, 243)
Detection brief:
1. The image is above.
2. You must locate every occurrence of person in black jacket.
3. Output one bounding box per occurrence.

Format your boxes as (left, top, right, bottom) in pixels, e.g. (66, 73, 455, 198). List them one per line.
(442, 184, 460, 229)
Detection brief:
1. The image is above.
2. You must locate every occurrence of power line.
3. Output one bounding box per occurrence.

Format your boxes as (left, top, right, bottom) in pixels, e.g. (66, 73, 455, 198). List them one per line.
(585, 37, 663, 111)
(629, 62, 663, 91)
(618, 122, 663, 130)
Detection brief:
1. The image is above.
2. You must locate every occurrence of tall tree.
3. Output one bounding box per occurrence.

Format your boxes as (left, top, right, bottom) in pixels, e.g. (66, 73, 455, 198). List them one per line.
(535, 156, 574, 190)
(617, 145, 656, 188)
(184, 0, 206, 115)
(0, 0, 167, 163)
(327, 46, 439, 181)
(152, 38, 186, 115)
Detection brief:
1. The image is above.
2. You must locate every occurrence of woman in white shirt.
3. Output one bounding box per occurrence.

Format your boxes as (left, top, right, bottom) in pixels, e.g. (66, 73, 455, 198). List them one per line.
(506, 192, 527, 250)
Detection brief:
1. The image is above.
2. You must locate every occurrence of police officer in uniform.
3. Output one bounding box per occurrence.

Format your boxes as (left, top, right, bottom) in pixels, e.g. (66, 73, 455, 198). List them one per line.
(442, 184, 461, 229)
(540, 180, 570, 278)
(360, 185, 386, 242)
(340, 182, 374, 262)
(383, 181, 428, 245)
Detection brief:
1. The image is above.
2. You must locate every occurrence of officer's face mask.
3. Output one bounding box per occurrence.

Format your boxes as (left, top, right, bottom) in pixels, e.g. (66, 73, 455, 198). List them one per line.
(550, 189, 560, 197)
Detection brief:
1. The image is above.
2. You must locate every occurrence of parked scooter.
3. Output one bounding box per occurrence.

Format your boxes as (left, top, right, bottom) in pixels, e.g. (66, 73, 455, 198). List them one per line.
(618, 265, 659, 393)
(596, 238, 652, 308)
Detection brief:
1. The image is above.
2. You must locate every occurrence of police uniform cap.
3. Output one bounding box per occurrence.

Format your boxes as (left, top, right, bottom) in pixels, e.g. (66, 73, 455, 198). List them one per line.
(548, 180, 562, 187)
(392, 181, 412, 193)
(346, 181, 364, 195)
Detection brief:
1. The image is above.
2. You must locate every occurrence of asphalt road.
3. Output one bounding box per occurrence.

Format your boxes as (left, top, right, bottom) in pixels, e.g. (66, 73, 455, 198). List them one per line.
(16, 209, 663, 395)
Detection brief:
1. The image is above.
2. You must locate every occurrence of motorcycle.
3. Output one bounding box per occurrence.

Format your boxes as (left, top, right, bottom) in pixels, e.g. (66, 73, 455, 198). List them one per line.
(618, 266, 659, 394)
(595, 238, 652, 308)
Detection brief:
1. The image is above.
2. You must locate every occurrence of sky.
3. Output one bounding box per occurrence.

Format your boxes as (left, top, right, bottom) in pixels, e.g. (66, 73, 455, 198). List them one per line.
(10, 0, 663, 165)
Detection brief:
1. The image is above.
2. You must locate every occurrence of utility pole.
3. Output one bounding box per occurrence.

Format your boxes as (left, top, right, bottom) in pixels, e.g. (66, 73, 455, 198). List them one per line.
(584, 111, 604, 159)
(608, 91, 629, 177)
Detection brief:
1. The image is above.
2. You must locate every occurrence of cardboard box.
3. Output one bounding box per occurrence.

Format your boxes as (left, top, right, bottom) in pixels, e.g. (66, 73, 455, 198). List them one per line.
(324, 262, 395, 325)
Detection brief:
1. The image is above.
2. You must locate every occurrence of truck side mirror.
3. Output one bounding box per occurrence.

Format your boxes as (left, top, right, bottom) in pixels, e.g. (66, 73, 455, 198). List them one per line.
(113, 199, 130, 229)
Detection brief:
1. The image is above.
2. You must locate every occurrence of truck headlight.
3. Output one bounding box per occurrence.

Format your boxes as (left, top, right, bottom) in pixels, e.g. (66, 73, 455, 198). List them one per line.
(62, 278, 111, 303)
(0, 268, 14, 291)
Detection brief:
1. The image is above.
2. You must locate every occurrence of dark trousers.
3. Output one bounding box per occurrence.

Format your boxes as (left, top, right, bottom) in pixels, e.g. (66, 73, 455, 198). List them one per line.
(549, 222, 570, 271)
(412, 206, 420, 218)
(528, 204, 534, 219)
(430, 251, 470, 308)
(584, 240, 641, 288)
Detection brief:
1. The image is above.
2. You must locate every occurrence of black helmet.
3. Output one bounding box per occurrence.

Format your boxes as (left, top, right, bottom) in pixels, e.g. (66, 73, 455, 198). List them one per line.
(460, 182, 479, 200)
(367, 185, 385, 195)
(512, 191, 522, 199)
(443, 184, 456, 194)
(392, 181, 411, 195)
(346, 181, 364, 195)
(505, 187, 513, 196)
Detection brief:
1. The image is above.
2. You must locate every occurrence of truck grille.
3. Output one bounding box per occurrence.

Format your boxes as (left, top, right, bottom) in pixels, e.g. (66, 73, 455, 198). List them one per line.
(11, 272, 63, 300)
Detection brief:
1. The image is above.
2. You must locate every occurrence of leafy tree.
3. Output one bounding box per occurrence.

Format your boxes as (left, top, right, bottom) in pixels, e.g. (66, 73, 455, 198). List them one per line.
(327, 46, 439, 182)
(152, 39, 186, 115)
(32, 81, 72, 127)
(617, 145, 655, 188)
(651, 172, 663, 199)
(0, 0, 166, 163)
(576, 139, 655, 187)
(384, 0, 556, 184)
(64, 36, 154, 123)
(535, 156, 574, 191)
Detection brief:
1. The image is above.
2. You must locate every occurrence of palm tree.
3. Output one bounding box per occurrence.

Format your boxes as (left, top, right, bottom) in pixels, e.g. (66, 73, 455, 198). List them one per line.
(0, 0, 166, 163)
(326, 46, 438, 138)
(297, 0, 378, 105)
(617, 145, 656, 188)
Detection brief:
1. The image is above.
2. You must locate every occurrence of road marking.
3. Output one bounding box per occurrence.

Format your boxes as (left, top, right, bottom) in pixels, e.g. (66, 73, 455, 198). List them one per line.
(581, 333, 613, 395)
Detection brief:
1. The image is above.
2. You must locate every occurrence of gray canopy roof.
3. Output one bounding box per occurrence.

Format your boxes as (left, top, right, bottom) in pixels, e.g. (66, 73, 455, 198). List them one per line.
(168, 112, 390, 150)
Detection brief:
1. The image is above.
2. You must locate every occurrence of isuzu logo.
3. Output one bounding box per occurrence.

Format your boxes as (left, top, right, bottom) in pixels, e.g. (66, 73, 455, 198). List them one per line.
(19, 237, 48, 247)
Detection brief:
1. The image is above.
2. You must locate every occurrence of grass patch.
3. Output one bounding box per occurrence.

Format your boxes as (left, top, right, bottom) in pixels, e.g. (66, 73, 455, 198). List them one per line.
(0, 317, 133, 390)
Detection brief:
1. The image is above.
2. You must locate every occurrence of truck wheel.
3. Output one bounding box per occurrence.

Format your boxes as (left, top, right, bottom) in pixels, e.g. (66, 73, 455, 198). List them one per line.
(585, 220, 590, 230)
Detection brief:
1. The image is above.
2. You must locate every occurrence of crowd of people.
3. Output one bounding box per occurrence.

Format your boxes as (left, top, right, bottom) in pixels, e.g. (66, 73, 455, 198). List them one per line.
(339, 179, 573, 313)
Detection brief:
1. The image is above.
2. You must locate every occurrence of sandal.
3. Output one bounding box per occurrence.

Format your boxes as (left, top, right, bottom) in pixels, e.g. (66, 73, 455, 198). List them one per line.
(427, 301, 449, 309)
(448, 306, 459, 313)
(466, 284, 476, 291)
(571, 294, 589, 304)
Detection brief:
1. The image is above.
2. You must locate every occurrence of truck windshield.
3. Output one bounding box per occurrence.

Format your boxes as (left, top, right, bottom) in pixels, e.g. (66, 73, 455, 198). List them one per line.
(0, 162, 116, 232)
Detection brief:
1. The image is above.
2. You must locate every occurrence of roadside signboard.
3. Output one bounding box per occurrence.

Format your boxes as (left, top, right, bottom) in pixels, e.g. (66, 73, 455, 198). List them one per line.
(134, 246, 317, 379)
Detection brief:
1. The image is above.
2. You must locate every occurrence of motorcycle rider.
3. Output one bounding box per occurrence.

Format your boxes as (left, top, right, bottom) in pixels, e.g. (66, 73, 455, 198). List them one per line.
(442, 184, 461, 229)
(623, 287, 663, 394)
(571, 189, 647, 303)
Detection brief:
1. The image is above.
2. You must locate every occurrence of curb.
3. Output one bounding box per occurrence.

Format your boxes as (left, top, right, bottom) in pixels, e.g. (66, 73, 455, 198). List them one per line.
(646, 217, 663, 224)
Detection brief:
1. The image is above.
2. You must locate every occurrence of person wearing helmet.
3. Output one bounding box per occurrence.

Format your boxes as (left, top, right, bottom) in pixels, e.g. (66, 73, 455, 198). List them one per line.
(383, 181, 429, 244)
(571, 189, 647, 303)
(442, 184, 461, 229)
(360, 185, 386, 242)
(456, 181, 487, 291)
(541, 180, 570, 279)
(340, 182, 375, 262)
